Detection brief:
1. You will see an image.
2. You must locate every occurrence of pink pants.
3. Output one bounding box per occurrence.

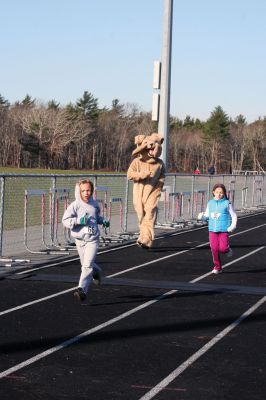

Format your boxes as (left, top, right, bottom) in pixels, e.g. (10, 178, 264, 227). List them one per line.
(209, 232, 229, 269)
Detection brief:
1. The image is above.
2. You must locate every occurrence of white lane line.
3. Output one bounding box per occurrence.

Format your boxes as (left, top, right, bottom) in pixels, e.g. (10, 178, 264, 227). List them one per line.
(0, 288, 75, 317)
(107, 242, 209, 278)
(0, 228, 265, 378)
(107, 223, 266, 278)
(138, 295, 266, 400)
(191, 246, 265, 283)
(15, 222, 266, 276)
(0, 241, 209, 317)
(16, 225, 206, 276)
(1, 224, 266, 316)
(0, 289, 177, 379)
(1, 246, 265, 379)
(2, 245, 264, 318)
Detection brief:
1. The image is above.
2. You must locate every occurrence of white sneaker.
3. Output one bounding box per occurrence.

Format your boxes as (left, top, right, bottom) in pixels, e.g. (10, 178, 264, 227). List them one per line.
(212, 267, 222, 274)
(227, 248, 233, 257)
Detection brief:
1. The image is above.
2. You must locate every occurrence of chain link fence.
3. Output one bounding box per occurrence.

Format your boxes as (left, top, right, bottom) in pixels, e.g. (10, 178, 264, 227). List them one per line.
(0, 173, 265, 264)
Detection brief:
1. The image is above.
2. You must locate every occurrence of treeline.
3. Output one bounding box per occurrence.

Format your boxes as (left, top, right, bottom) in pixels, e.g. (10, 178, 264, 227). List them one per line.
(0, 92, 266, 173)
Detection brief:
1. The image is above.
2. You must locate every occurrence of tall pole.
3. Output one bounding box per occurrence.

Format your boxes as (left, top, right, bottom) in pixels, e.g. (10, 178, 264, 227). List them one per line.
(158, 0, 173, 171)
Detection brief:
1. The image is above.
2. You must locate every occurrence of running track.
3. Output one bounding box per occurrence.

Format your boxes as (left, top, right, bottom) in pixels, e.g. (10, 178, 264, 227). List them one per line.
(0, 211, 265, 399)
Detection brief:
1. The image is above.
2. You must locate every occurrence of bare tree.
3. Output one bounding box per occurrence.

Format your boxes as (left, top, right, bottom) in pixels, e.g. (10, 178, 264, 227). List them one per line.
(246, 120, 266, 171)
(169, 126, 203, 172)
(11, 104, 93, 168)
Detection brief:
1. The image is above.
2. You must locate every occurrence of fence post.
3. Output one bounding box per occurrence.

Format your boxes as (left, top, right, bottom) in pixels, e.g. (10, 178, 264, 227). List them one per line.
(50, 176, 56, 244)
(173, 174, 177, 194)
(123, 177, 129, 232)
(93, 176, 97, 199)
(0, 177, 5, 257)
(207, 176, 211, 200)
(263, 174, 265, 205)
(252, 176, 256, 206)
(191, 175, 195, 219)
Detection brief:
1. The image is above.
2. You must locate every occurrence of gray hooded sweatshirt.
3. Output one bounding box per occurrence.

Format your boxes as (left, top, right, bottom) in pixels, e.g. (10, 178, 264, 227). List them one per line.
(62, 183, 104, 242)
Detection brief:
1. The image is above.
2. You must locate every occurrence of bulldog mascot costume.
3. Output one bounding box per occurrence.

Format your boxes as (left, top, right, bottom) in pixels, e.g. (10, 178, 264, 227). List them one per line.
(127, 133, 165, 249)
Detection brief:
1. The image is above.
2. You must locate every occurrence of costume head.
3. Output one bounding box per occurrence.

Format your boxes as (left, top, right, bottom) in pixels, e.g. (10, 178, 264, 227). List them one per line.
(132, 133, 164, 163)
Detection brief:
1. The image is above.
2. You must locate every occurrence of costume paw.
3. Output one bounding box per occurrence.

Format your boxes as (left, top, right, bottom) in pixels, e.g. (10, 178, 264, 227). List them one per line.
(136, 240, 150, 249)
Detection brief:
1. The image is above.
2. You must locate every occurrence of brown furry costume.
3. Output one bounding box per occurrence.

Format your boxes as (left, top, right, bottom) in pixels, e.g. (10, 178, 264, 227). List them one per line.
(127, 133, 165, 248)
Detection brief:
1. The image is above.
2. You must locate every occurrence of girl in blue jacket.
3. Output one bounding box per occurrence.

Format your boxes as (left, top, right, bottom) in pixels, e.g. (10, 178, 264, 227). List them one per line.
(62, 179, 109, 302)
(198, 183, 237, 274)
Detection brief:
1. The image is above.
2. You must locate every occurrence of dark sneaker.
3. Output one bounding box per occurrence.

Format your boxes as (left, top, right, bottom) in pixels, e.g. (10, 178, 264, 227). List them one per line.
(226, 248, 233, 257)
(74, 287, 86, 302)
(212, 267, 223, 274)
(93, 269, 102, 285)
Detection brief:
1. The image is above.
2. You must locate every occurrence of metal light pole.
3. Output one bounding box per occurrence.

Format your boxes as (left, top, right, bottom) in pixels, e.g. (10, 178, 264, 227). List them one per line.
(158, 0, 173, 171)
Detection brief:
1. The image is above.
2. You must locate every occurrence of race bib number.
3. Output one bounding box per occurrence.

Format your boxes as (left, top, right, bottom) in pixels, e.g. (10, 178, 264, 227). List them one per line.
(211, 212, 221, 219)
(88, 225, 97, 235)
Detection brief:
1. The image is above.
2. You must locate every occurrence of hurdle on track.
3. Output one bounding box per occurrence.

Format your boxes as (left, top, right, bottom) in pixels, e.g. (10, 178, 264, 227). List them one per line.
(193, 190, 206, 214)
(228, 180, 236, 206)
(156, 192, 189, 229)
(241, 187, 249, 208)
(155, 188, 174, 229)
(103, 197, 126, 243)
(94, 186, 108, 219)
(156, 191, 184, 229)
(0, 177, 30, 266)
(94, 186, 111, 247)
(156, 189, 207, 229)
(228, 189, 235, 205)
(24, 189, 69, 255)
(101, 197, 138, 243)
(109, 197, 138, 241)
(49, 188, 76, 251)
(252, 177, 263, 206)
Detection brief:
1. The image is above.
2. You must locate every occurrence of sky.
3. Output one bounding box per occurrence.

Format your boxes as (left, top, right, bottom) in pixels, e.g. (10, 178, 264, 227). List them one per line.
(1, 0, 266, 122)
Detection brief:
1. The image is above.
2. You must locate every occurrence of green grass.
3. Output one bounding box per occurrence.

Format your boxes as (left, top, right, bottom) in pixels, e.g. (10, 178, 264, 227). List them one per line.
(0, 167, 123, 175)
(1, 170, 132, 231)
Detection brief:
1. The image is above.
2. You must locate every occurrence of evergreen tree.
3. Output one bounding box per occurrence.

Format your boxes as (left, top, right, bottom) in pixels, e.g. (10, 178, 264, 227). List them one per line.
(183, 115, 195, 129)
(170, 116, 182, 129)
(0, 94, 10, 109)
(48, 100, 60, 110)
(203, 106, 230, 172)
(194, 118, 204, 130)
(21, 94, 36, 108)
(75, 91, 99, 120)
(235, 114, 246, 125)
(204, 106, 230, 141)
(111, 98, 124, 115)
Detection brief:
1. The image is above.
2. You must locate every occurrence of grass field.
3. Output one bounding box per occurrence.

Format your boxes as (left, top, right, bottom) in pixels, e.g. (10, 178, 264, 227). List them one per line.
(0, 167, 123, 175)
(0, 169, 261, 233)
(0, 170, 132, 231)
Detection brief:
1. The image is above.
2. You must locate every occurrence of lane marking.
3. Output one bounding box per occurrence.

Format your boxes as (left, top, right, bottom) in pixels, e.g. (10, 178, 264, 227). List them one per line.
(14, 216, 266, 276)
(191, 246, 265, 283)
(1, 257, 265, 380)
(1, 226, 266, 316)
(0, 288, 75, 317)
(107, 223, 266, 278)
(138, 295, 266, 400)
(0, 289, 177, 379)
(15, 225, 206, 275)
(0, 237, 265, 377)
(103, 275, 266, 295)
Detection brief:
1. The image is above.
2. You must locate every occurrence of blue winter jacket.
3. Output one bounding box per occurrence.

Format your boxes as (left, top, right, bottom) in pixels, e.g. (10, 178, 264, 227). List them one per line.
(204, 198, 232, 232)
